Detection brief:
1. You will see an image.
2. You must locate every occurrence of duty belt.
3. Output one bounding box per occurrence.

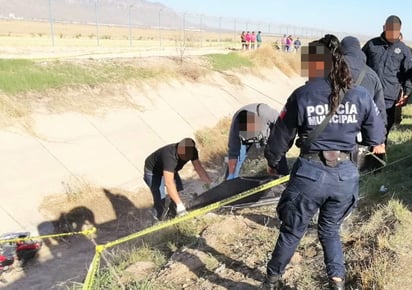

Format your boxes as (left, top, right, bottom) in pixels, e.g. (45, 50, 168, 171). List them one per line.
(300, 151, 351, 167)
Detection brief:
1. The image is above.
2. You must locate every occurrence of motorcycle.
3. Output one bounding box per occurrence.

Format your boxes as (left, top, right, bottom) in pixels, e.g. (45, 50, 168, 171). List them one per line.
(0, 232, 42, 274)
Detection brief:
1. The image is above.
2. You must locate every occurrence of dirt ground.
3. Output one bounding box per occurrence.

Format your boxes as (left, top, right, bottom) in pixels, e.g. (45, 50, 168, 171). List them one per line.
(0, 173, 288, 290)
(1, 179, 308, 290)
(0, 39, 311, 289)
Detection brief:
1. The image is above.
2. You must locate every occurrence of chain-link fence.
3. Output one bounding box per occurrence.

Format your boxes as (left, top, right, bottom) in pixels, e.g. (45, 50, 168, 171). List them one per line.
(1, 1, 373, 50)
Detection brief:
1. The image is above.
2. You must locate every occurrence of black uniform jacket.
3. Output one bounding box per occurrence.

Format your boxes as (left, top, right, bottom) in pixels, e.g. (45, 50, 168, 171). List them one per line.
(265, 78, 386, 168)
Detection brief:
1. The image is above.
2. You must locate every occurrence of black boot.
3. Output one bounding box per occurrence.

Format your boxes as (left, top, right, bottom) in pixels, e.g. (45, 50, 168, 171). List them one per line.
(261, 274, 283, 290)
(329, 278, 345, 290)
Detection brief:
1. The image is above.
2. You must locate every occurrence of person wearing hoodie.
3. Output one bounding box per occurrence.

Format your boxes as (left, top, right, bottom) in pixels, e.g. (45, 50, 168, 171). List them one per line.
(226, 103, 289, 180)
(362, 15, 412, 146)
(341, 36, 387, 171)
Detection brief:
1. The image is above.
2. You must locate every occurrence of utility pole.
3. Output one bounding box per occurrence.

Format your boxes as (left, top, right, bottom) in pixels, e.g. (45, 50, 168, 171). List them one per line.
(95, 0, 100, 46)
(129, 5, 133, 47)
(158, 8, 163, 48)
(48, 0, 55, 46)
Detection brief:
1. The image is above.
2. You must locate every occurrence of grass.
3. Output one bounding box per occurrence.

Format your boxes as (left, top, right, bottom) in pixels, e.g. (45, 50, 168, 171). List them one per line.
(0, 48, 292, 95)
(0, 47, 299, 131)
(0, 59, 163, 95)
(12, 42, 412, 288)
(248, 44, 301, 77)
(195, 116, 231, 170)
(205, 52, 253, 71)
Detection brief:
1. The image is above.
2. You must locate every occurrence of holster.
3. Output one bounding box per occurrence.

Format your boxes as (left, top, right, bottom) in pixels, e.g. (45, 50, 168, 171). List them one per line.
(301, 151, 351, 167)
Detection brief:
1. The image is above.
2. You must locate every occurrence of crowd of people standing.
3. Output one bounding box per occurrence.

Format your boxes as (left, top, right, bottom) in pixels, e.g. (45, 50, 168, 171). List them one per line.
(240, 31, 262, 50)
(240, 31, 301, 52)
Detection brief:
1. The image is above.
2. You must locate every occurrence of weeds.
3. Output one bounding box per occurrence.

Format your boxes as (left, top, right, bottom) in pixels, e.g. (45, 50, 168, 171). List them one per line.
(205, 52, 253, 71)
(195, 116, 231, 170)
(62, 177, 94, 202)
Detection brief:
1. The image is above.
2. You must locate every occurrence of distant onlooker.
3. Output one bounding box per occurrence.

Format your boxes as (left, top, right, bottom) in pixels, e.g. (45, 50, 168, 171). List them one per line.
(245, 31, 251, 50)
(281, 34, 287, 51)
(286, 35, 293, 52)
(257, 31, 262, 48)
(240, 31, 247, 50)
(293, 37, 301, 51)
(250, 31, 256, 50)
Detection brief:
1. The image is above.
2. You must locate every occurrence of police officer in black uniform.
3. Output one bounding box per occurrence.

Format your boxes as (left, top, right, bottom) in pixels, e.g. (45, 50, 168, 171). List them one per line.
(341, 36, 387, 171)
(362, 15, 412, 150)
(262, 35, 386, 290)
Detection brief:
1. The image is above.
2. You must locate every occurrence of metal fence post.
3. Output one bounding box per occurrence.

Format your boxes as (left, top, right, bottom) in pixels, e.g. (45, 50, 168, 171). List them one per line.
(48, 0, 55, 46)
(158, 8, 163, 48)
(95, 0, 100, 46)
(128, 5, 133, 47)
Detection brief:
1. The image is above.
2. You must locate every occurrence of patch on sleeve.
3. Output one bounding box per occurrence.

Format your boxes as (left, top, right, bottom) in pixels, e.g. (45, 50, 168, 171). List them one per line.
(279, 106, 287, 120)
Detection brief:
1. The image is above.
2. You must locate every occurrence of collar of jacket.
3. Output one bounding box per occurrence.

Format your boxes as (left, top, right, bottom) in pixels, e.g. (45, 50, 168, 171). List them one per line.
(380, 32, 401, 47)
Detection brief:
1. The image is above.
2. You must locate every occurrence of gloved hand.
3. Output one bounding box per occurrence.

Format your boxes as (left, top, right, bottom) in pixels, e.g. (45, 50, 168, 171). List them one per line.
(176, 203, 188, 217)
(226, 173, 236, 180)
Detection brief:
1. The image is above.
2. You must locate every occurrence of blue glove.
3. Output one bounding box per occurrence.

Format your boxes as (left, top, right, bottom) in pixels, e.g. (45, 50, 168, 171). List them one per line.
(226, 173, 236, 180)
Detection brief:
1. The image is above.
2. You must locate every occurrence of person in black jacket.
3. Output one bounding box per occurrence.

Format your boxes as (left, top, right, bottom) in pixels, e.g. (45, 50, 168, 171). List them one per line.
(362, 15, 412, 145)
(261, 34, 386, 290)
(341, 36, 387, 171)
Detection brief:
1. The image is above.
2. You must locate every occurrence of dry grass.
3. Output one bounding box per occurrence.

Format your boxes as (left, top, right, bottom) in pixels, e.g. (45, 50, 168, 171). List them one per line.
(0, 93, 30, 127)
(247, 44, 301, 77)
(195, 116, 231, 169)
(345, 199, 412, 289)
(0, 19, 314, 52)
(0, 19, 242, 49)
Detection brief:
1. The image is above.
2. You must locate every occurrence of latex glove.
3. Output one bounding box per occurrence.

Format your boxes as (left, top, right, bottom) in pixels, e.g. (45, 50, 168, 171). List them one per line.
(226, 173, 235, 180)
(176, 203, 188, 217)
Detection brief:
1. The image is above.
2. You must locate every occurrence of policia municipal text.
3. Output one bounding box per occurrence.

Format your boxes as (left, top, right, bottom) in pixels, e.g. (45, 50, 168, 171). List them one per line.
(262, 34, 386, 290)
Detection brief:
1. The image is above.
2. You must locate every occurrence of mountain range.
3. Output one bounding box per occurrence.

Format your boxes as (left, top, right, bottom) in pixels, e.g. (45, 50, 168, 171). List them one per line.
(0, 0, 182, 28)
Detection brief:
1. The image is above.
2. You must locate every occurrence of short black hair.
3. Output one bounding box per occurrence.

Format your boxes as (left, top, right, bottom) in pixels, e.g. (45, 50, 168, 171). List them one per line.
(385, 15, 402, 25)
(177, 138, 196, 160)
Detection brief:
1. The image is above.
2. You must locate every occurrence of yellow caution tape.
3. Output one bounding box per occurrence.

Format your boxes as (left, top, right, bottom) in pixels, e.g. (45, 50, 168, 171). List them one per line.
(0, 227, 97, 244)
(104, 175, 289, 249)
(82, 175, 289, 290)
(82, 248, 102, 290)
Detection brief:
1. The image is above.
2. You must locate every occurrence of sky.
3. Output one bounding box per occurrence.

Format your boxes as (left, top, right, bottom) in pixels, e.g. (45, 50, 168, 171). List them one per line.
(149, 0, 412, 42)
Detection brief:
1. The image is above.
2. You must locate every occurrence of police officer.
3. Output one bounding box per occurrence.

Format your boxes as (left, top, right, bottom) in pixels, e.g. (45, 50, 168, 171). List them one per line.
(143, 138, 212, 220)
(341, 36, 387, 171)
(262, 35, 386, 290)
(362, 15, 412, 145)
(226, 103, 288, 180)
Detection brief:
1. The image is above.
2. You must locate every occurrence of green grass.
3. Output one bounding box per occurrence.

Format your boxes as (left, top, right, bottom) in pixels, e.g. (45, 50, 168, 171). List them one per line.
(359, 104, 412, 205)
(205, 52, 253, 71)
(0, 53, 254, 95)
(0, 59, 159, 95)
